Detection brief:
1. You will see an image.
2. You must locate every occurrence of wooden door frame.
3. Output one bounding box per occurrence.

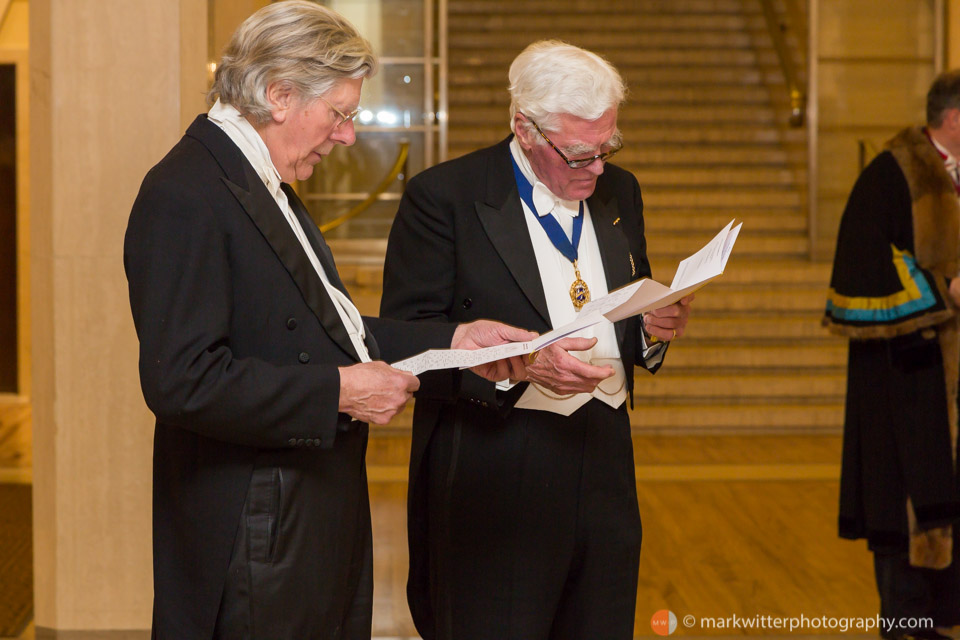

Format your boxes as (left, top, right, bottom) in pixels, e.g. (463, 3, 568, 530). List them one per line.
(0, 47, 30, 399)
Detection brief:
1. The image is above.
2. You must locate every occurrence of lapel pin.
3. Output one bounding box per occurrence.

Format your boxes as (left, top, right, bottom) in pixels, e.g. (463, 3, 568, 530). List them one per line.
(612, 217, 621, 226)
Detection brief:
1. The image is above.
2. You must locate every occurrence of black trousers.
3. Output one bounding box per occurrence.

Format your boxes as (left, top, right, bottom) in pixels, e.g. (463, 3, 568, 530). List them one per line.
(213, 426, 373, 640)
(424, 399, 642, 640)
(874, 525, 960, 634)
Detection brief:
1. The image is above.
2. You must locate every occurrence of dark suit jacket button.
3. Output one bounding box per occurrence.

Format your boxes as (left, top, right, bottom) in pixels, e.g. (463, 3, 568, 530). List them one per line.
(288, 438, 297, 446)
(313, 439, 321, 447)
(462, 298, 472, 309)
(298, 351, 310, 364)
(286, 317, 298, 330)
(297, 438, 305, 447)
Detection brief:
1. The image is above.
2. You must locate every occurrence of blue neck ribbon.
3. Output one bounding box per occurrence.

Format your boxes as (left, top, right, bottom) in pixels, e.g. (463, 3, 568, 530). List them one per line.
(510, 153, 584, 263)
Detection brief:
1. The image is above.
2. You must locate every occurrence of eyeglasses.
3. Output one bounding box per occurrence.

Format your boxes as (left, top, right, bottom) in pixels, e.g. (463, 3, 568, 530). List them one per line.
(319, 96, 361, 128)
(524, 114, 622, 169)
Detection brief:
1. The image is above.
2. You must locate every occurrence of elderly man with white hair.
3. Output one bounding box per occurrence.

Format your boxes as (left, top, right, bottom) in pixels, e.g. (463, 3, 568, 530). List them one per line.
(124, 2, 531, 638)
(381, 40, 693, 639)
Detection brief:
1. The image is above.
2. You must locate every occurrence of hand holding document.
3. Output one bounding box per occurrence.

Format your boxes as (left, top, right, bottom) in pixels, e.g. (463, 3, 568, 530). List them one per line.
(392, 220, 742, 376)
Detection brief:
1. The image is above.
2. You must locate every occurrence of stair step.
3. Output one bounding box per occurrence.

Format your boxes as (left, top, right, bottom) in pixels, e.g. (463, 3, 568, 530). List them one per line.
(369, 396, 841, 433)
(448, 125, 804, 148)
(645, 210, 805, 234)
(649, 257, 829, 285)
(677, 286, 826, 312)
(447, 104, 781, 126)
(449, 20, 758, 45)
(631, 166, 804, 188)
(450, 0, 757, 17)
(667, 341, 844, 367)
(633, 372, 845, 399)
(628, 401, 843, 433)
(452, 45, 776, 69)
(680, 313, 831, 340)
(450, 66, 782, 87)
(617, 145, 803, 166)
(449, 85, 774, 107)
(338, 257, 829, 292)
(642, 186, 803, 209)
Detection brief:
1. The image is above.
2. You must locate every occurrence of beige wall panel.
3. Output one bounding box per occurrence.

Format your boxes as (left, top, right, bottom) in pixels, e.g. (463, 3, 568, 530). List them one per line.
(180, 0, 210, 130)
(951, 0, 960, 68)
(816, 128, 901, 196)
(51, 257, 153, 627)
(49, 3, 180, 259)
(30, 0, 57, 623)
(818, 0, 935, 59)
(0, 0, 27, 48)
(818, 62, 932, 127)
(211, 0, 270, 60)
(31, 0, 201, 630)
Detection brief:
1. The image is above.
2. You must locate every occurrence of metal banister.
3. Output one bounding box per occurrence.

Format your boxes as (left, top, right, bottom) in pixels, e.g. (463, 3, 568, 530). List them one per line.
(759, 0, 806, 127)
(318, 141, 410, 233)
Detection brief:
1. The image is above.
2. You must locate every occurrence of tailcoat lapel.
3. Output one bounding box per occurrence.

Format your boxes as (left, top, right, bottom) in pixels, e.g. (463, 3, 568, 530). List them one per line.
(474, 141, 551, 326)
(588, 190, 633, 347)
(186, 116, 362, 362)
(283, 183, 381, 360)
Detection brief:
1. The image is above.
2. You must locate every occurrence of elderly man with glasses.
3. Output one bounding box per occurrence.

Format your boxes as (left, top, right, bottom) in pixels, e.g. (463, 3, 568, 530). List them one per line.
(380, 40, 693, 640)
(124, 3, 533, 638)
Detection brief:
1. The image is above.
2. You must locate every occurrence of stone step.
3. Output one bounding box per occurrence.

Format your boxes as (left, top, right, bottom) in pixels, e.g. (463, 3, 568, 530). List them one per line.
(336, 257, 829, 291)
(616, 145, 804, 167)
(683, 287, 827, 314)
(452, 45, 777, 68)
(628, 401, 843, 433)
(642, 186, 803, 209)
(450, 0, 759, 18)
(649, 257, 829, 286)
(644, 209, 806, 234)
(632, 371, 845, 399)
(631, 166, 805, 188)
(449, 85, 773, 106)
(368, 399, 843, 433)
(449, 18, 760, 44)
(647, 233, 806, 257)
(666, 341, 844, 368)
(679, 313, 830, 340)
(448, 124, 805, 148)
(450, 66, 784, 87)
(447, 145, 806, 167)
(457, 33, 761, 55)
(448, 104, 781, 126)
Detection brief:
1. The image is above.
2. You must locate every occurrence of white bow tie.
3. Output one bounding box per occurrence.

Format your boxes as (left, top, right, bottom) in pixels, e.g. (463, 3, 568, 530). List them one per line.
(532, 181, 580, 219)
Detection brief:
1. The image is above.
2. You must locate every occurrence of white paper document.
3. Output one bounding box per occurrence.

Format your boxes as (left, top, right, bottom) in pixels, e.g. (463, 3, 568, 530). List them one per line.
(391, 220, 742, 376)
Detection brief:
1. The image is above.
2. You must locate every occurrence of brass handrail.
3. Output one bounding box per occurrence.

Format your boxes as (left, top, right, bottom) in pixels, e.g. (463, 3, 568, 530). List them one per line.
(759, 0, 806, 127)
(318, 141, 410, 233)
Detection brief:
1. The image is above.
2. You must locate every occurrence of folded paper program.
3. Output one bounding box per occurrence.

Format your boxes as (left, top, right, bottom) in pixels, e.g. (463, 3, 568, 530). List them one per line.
(392, 220, 742, 376)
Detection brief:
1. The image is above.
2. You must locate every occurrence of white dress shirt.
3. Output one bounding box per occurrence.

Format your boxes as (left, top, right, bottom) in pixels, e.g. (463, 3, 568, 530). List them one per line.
(508, 138, 649, 416)
(207, 100, 371, 363)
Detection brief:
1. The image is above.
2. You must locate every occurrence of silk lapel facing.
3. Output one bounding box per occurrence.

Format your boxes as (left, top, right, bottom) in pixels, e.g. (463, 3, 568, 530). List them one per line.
(588, 189, 633, 347)
(220, 161, 362, 363)
(282, 183, 380, 360)
(475, 158, 551, 327)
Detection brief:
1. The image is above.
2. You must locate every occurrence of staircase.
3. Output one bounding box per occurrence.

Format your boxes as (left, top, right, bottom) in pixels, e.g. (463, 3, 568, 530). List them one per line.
(336, 0, 846, 434)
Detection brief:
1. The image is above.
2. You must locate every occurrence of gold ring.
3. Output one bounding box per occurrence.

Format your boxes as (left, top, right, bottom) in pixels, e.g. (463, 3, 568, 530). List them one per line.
(671, 329, 677, 341)
(528, 350, 539, 363)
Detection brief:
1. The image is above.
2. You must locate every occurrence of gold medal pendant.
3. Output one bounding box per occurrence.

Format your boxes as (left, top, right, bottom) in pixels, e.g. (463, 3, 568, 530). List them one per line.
(569, 260, 591, 311)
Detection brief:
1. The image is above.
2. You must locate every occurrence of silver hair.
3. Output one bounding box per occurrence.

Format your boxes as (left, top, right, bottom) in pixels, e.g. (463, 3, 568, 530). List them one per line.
(207, 0, 377, 124)
(508, 40, 627, 140)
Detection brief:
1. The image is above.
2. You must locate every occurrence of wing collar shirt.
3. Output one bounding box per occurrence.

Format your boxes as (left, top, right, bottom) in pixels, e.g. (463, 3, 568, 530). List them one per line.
(207, 99, 371, 363)
(507, 137, 645, 416)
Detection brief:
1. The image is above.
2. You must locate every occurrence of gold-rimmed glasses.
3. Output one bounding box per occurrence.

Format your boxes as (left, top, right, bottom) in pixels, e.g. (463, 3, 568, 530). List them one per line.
(319, 96, 361, 129)
(523, 113, 622, 169)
